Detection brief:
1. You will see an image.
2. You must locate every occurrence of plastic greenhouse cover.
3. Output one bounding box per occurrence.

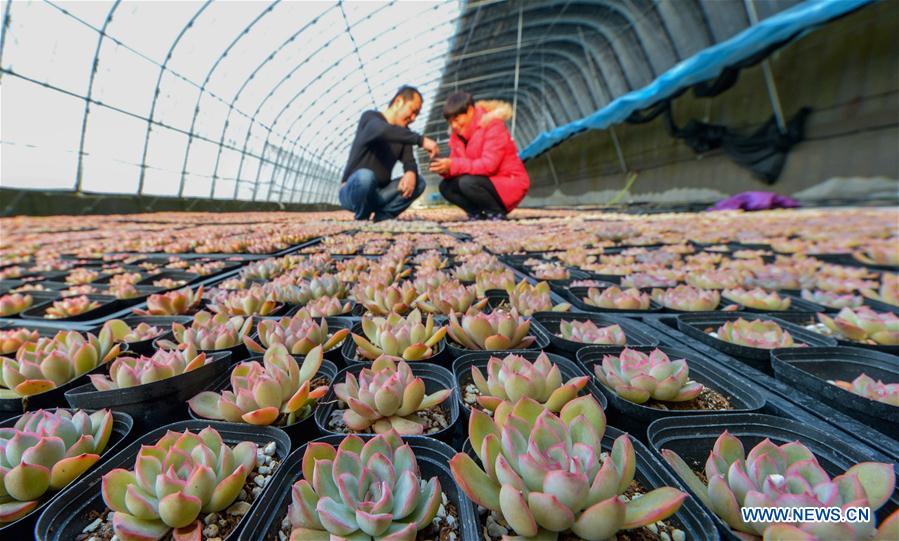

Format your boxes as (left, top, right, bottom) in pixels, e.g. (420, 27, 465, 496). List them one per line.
(518, 0, 876, 161)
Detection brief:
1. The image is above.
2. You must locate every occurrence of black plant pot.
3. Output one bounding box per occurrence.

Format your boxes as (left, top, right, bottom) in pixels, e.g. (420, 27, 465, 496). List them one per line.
(532, 311, 660, 354)
(136, 269, 201, 288)
(252, 315, 353, 365)
(188, 357, 338, 450)
(547, 277, 615, 296)
(675, 312, 837, 373)
(314, 362, 460, 446)
(341, 320, 448, 367)
(648, 413, 899, 540)
(444, 318, 551, 360)
(577, 345, 766, 441)
(772, 311, 899, 356)
(771, 347, 899, 439)
(91, 315, 191, 356)
(563, 285, 663, 314)
(34, 420, 291, 541)
(718, 293, 826, 315)
(0, 409, 132, 539)
(19, 295, 121, 323)
(235, 434, 479, 541)
(65, 351, 231, 432)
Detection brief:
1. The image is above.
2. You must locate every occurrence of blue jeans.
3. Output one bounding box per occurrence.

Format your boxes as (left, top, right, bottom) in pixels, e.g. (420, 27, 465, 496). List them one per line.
(339, 168, 426, 221)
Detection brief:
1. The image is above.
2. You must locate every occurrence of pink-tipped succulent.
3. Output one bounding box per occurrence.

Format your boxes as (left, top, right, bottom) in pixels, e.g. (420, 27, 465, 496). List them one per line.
(651, 285, 721, 311)
(165, 310, 253, 351)
(353, 282, 421, 316)
(451, 396, 686, 540)
(65, 268, 98, 285)
(447, 308, 535, 351)
(412, 269, 451, 292)
(0, 294, 33, 317)
(471, 351, 589, 412)
(413, 249, 450, 270)
(414, 279, 488, 315)
(0, 328, 40, 356)
(662, 431, 898, 539)
(89, 347, 208, 391)
(303, 295, 354, 317)
(531, 263, 570, 281)
(595, 348, 703, 404)
(133, 285, 204, 316)
(745, 266, 804, 290)
(105, 284, 142, 300)
(855, 244, 899, 266)
(0, 408, 114, 522)
(352, 309, 447, 361)
(108, 272, 142, 288)
(189, 344, 327, 426)
(44, 296, 101, 319)
(333, 356, 451, 434)
(0, 330, 121, 398)
(830, 373, 899, 406)
(287, 430, 442, 540)
(559, 319, 627, 345)
(687, 270, 746, 290)
(507, 280, 571, 316)
(100, 319, 165, 344)
(245, 311, 349, 356)
(452, 254, 506, 282)
(306, 274, 349, 299)
(723, 288, 792, 311)
(101, 427, 256, 540)
(583, 286, 651, 311)
(801, 289, 863, 309)
(240, 257, 287, 281)
(207, 285, 280, 316)
(817, 307, 899, 345)
(862, 273, 899, 306)
(715, 318, 798, 349)
(475, 268, 517, 297)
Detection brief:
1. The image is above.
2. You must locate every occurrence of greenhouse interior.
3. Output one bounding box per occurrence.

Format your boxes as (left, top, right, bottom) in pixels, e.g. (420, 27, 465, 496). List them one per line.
(1, 0, 898, 540)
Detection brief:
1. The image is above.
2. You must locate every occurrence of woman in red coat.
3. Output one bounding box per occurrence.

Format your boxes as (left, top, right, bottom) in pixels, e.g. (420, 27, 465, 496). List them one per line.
(429, 91, 530, 219)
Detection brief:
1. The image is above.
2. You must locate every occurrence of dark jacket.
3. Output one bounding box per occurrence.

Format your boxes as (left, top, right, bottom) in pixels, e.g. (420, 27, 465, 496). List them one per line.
(341, 110, 422, 187)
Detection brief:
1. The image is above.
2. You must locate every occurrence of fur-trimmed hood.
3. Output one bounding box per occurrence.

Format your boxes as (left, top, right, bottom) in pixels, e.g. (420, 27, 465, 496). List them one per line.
(475, 100, 513, 126)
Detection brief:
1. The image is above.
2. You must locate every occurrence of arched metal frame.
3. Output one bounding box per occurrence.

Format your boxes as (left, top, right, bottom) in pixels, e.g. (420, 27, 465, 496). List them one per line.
(1, 0, 800, 203)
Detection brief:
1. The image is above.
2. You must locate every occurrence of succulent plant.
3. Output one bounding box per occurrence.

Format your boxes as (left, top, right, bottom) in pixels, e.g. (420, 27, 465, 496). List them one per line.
(189, 344, 327, 426)
(100, 319, 165, 344)
(65, 268, 98, 285)
(451, 396, 686, 540)
(559, 319, 627, 345)
(89, 347, 209, 391)
(722, 288, 792, 311)
(531, 263, 570, 281)
(287, 430, 442, 540)
(240, 257, 287, 281)
(412, 269, 451, 292)
(352, 309, 447, 362)
(829, 373, 899, 406)
(855, 245, 899, 266)
(101, 427, 256, 540)
(0, 408, 114, 522)
(306, 274, 349, 299)
(651, 285, 721, 311)
(44, 296, 101, 319)
(594, 348, 703, 404)
(108, 272, 142, 287)
(105, 283, 143, 300)
(687, 270, 746, 290)
(0, 328, 40, 356)
(164, 311, 253, 351)
(0, 330, 121, 397)
(745, 266, 804, 290)
(662, 431, 898, 539)
(471, 352, 589, 413)
(800, 289, 863, 309)
(452, 254, 505, 282)
(133, 285, 204, 316)
(817, 307, 899, 345)
(303, 295, 354, 317)
(0, 293, 33, 317)
(447, 308, 535, 351)
(414, 279, 487, 315)
(333, 356, 451, 434)
(62, 285, 98, 297)
(715, 318, 798, 349)
(353, 282, 421, 316)
(862, 273, 899, 306)
(506, 280, 571, 316)
(207, 285, 280, 316)
(244, 311, 349, 356)
(583, 286, 651, 311)
(475, 268, 517, 297)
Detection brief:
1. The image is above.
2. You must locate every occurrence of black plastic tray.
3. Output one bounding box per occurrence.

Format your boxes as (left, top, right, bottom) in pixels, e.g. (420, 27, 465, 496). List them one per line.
(648, 413, 899, 540)
(314, 362, 459, 445)
(532, 311, 660, 353)
(718, 292, 826, 315)
(771, 347, 899, 439)
(0, 409, 133, 539)
(235, 435, 479, 541)
(34, 420, 291, 541)
(577, 345, 766, 440)
(444, 317, 551, 360)
(19, 295, 122, 323)
(188, 357, 338, 450)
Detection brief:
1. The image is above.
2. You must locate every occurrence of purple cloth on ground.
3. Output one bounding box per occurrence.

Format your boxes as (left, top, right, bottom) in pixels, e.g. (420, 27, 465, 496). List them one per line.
(710, 191, 800, 211)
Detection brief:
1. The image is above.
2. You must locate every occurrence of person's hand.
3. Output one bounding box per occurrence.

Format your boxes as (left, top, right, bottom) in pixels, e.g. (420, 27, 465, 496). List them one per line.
(429, 158, 451, 176)
(421, 136, 439, 159)
(399, 171, 417, 198)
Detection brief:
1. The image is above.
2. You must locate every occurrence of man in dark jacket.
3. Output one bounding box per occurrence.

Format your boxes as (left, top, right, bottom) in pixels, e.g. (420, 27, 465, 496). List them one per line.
(339, 86, 439, 221)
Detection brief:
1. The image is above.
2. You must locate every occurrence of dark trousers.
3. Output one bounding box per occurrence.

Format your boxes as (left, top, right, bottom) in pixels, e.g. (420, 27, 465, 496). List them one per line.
(438, 175, 506, 217)
(339, 168, 426, 221)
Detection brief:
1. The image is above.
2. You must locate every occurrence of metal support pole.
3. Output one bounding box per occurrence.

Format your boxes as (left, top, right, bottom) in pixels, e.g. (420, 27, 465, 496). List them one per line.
(609, 126, 628, 173)
(743, 0, 787, 134)
(546, 150, 560, 187)
(510, 3, 523, 141)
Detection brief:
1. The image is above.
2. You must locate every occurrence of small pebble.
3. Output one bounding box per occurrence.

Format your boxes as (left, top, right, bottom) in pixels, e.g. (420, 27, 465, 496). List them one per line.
(448, 533, 456, 541)
(661, 532, 671, 541)
(672, 528, 686, 541)
(647, 523, 658, 534)
(279, 532, 287, 541)
(203, 524, 220, 537)
(255, 474, 268, 487)
(208, 538, 222, 541)
(252, 486, 263, 498)
(111, 536, 119, 541)
(227, 501, 252, 516)
(204, 513, 220, 525)
(437, 504, 447, 517)
(264, 441, 276, 456)
(446, 515, 456, 528)
(83, 518, 102, 533)
(259, 465, 272, 475)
